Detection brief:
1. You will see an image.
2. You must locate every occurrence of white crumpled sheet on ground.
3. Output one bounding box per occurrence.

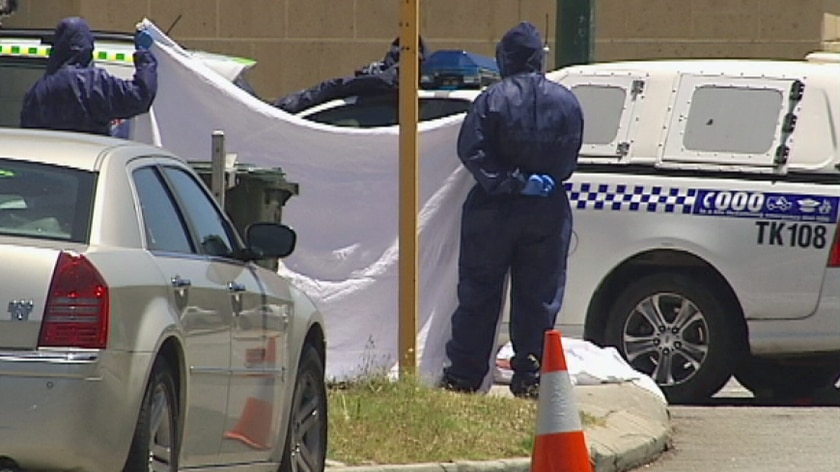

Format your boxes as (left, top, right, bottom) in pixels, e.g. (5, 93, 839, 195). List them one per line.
(495, 337, 666, 401)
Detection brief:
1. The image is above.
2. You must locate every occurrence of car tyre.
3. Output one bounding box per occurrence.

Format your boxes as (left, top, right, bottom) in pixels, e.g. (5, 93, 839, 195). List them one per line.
(123, 357, 179, 472)
(280, 344, 328, 472)
(735, 355, 840, 400)
(605, 273, 744, 404)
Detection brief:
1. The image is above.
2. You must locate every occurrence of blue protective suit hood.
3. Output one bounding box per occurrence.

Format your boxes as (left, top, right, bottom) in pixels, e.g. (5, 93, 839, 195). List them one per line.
(495, 21, 544, 78)
(46, 17, 94, 74)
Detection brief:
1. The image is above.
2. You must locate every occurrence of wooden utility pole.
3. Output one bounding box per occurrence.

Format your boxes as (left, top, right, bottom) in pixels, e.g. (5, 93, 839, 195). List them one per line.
(398, 0, 420, 377)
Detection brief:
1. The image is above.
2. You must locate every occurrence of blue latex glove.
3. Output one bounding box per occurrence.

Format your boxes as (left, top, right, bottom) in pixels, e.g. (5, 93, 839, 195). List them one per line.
(540, 174, 556, 194)
(520, 174, 556, 197)
(134, 30, 153, 50)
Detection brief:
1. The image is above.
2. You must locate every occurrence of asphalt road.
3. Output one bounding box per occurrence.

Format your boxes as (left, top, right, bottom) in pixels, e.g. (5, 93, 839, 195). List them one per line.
(635, 378, 840, 471)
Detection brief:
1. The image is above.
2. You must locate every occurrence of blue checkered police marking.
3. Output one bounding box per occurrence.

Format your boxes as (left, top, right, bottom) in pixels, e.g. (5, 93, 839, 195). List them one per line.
(564, 182, 698, 214)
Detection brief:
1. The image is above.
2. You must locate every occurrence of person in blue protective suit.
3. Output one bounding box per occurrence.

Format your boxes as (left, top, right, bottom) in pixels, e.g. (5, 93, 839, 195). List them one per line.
(20, 17, 157, 136)
(272, 36, 429, 114)
(441, 21, 584, 398)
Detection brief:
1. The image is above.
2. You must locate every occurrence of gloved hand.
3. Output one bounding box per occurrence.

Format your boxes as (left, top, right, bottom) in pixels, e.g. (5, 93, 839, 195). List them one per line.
(520, 174, 556, 197)
(134, 29, 154, 50)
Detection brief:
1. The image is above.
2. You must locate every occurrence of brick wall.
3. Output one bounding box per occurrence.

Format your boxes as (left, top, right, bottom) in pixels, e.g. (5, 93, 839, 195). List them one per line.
(4, 0, 837, 101)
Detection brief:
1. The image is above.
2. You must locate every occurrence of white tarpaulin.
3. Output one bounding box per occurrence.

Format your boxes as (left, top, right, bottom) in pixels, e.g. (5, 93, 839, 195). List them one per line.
(136, 21, 472, 383)
(135, 21, 662, 398)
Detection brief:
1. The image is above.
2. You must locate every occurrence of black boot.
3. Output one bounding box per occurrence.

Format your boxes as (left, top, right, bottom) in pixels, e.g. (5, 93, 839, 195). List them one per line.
(510, 375, 540, 399)
(439, 370, 481, 394)
(509, 354, 541, 399)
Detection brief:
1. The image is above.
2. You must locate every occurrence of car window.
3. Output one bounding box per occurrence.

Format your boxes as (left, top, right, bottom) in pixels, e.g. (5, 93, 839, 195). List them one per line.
(0, 158, 95, 242)
(161, 166, 239, 259)
(419, 98, 471, 121)
(133, 167, 195, 254)
(306, 98, 398, 127)
(305, 96, 471, 127)
(0, 59, 44, 128)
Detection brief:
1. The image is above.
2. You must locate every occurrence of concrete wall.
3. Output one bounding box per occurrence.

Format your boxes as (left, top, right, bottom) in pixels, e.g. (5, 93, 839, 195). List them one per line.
(4, 0, 838, 101)
(822, 0, 840, 50)
(597, 0, 828, 61)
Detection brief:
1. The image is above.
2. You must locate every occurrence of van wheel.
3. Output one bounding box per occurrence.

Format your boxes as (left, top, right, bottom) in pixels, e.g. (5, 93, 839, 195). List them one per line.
(735, 355, 840, 400)
(280, 345, 327, 472)
(605, 273, 742, 404)
(123, 357, 179, 472)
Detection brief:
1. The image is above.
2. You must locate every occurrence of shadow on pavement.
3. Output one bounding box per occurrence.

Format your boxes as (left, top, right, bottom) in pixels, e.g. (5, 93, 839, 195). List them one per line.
(694, 386, 840, 407)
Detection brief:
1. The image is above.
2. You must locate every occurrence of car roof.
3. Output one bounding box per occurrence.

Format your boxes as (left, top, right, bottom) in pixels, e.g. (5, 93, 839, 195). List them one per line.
(0, 127, 171, 171)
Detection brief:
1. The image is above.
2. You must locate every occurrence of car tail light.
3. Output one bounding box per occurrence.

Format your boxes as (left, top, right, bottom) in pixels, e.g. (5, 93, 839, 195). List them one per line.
(38, 252, 110, 349)
(830, 224, 840, 268)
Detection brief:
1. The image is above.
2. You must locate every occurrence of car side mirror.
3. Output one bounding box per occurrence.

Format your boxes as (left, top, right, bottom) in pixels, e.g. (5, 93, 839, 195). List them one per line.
(244, 222, 297, 260)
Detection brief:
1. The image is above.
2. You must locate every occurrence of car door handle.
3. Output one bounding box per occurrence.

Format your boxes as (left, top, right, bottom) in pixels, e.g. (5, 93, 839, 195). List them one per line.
(228, 281, 246, 292)
(171, 276, 192, 288)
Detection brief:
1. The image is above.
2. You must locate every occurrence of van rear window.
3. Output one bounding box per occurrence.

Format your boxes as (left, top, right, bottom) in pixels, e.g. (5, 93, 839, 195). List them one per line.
(571, 84, 626, 145)
(0, 159, 95, 243)
(683, 86, 783, 155)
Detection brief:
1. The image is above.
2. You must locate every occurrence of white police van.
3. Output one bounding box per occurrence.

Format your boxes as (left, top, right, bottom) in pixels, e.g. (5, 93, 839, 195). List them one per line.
(287, 51, 840, 404)
(542, 54, 840, 403)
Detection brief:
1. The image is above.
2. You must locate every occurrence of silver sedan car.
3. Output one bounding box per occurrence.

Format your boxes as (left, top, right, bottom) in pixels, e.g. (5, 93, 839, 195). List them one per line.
(0, 128, 327, 472)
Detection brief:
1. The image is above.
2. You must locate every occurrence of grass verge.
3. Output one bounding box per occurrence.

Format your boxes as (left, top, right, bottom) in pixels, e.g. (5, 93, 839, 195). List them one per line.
(327, 375, 602, 465)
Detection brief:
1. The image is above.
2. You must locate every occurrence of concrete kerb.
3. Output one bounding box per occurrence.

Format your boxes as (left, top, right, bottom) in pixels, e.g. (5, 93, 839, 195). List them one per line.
(328, 459, 531, 472)
(327, 381, 672, 472)
(579, 383, 673, 472)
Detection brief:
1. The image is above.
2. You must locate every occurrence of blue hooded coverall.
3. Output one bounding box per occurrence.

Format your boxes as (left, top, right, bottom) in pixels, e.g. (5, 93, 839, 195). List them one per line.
(20, 17, 158, 136)
(443, 21, 584, 392)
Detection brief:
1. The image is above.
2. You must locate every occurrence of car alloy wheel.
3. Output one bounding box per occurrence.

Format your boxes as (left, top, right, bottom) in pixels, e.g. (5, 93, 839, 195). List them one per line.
(281, 345, 327, 472)
(605, 272, 744, 403)
(621, 292, 709, 387)
(124, 358, 179, 472)
(146, 381, 176, 469)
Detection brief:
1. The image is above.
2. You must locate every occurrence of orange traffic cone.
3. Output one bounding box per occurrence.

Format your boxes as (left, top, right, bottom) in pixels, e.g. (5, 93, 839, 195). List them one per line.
(224, 337, 278, 449)
(530, 330, 593, 472)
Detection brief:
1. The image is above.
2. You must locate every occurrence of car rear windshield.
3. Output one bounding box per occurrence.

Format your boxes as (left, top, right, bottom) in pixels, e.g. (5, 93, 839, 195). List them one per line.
(0, 159, 95, 243)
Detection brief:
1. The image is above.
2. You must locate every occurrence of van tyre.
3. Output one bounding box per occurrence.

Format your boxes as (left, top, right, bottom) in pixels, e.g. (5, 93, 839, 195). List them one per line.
(123, 357, 179, 472)
(605, 273, 743, 404)
(280, 344, 327, 472)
